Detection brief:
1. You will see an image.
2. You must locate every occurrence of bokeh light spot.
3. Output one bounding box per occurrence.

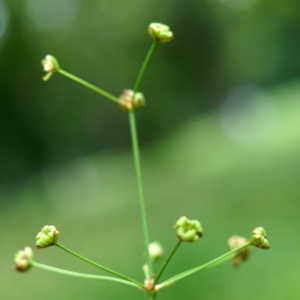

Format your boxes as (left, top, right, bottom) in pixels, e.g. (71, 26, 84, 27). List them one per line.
(25, 0, 81, 31)
(220, 85, 279, 146)
(207, 0, 259, 14)
(0, 0, 10, 47)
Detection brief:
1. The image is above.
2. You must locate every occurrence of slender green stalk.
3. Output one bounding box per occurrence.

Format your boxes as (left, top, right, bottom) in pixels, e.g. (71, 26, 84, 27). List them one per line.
(149, 292, 157, 300)
(133, 41, 157, 93)
(128, 110, 152, 278)
(55, 243, 144, 288)
(58, 69, 122, 105)
(31, 261, 139, 288)
(160, 242, 251, 287)
(155, 240, 182, 284)
(128, 41, 158, 280)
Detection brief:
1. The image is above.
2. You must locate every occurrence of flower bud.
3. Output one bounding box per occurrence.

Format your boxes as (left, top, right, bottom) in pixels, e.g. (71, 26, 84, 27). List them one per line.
(174, 216, 203, 242)
(36, 225, 59, 248)
(119, 89, 146, 111)
(148, 23, 174, 43)
(14, 247, 33, 272)
(228, 236, 250, 267)
(41, 55, 60, 81)
(249, 227, 270, 250)
(149, 241, 164, 262)
(144, 274, 155, 291)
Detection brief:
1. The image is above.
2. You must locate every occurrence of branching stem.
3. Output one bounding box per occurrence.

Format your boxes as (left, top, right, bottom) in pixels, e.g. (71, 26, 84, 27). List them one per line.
(56, 243, 144, 288)
(155, 240, 182, 284)
(31, 261, 139, 288)
(133, 41, 157, 93)
(129, 41, 158, 279)
(58, 69, 122, 105)
(160, 242, 251, 287)
(128, 111, 152, 278)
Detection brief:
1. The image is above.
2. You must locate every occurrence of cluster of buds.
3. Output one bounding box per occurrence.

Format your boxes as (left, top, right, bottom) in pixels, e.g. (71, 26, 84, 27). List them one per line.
(36, 225, 59, 248)
(174, 216, 203, 242)
(228, 227, 270, 267)
(42, 55, 60, 81)
(148, 23, 174, 43)
(14, 247, 33, 272)
(119, 89, 146, 111)
(249, 227, 270, 250)
(144, 274, 155, 291)
(143, 275, 163, 293)
(228, 236, 250, 267)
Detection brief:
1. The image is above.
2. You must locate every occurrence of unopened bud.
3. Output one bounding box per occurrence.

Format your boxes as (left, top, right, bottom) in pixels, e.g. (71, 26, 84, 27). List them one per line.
(119, 89, 146, 111)
(42, 55, 60, 81)
(148, 23, 174, 43)
(149, 241, 164, 262)
(228, 236, 249, 266)
(144, 274, 155, 291)
(36, 225, 59, 248)
(14, 247, 33, 272)
(174, 216, 203, 242)
(249, 227, 270, 250)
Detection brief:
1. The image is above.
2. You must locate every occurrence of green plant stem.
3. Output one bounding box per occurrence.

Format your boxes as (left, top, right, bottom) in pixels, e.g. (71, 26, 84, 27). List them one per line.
(55, 243, 144, 288)
(155, 240, 182, 284)
(31, 261, 139, 288)
(58, 69, 122, 105)
(128, 110, 152, 279)
(133, 41, 157, 93)
(160, 242, 251, 287)
(128, 41, 158, 280)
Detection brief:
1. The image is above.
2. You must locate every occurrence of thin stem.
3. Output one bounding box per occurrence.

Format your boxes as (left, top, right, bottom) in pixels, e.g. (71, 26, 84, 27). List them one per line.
(128, 110, 152, 278)
(55, 243, 144, 288)
(128, 41, 158, 280)
(160, 242, 251, 287)
(155, 240, 182, 284)
(133, 41, 157, 93)
(31, 261, 139, 288)
(149, 292, 157, 300)
(58, 69, 122, 105)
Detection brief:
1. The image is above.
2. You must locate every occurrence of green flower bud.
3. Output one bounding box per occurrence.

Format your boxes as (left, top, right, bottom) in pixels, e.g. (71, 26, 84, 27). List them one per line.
(14, 247, 33, 272)
(174, 216, 203, 242)
(41, 55, 60, 81)
(228, 236, 250, 267)
(148, 23, 174, 43)
(149, 241, 164, 262)
(36, 225, 59, 248)
(249, 227, 270, 250)
(119, 89, 146, 111)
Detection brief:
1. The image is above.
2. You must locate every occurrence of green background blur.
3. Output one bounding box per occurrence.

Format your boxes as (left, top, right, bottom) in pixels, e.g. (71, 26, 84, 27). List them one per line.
(1, 0, 300, 299)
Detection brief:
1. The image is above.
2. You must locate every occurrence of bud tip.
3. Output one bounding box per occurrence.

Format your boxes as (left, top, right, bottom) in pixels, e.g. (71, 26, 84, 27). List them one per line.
(14, 246, 33, 272)
(36, 225, 59, 248)
(148, 23, 174, 43)
(174, 216, 203, 242)
(41, 55, 60, 81)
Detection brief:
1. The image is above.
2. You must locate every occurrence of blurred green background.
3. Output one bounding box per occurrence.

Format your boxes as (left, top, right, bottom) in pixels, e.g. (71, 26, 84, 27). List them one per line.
(1, 0, 300, 299)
